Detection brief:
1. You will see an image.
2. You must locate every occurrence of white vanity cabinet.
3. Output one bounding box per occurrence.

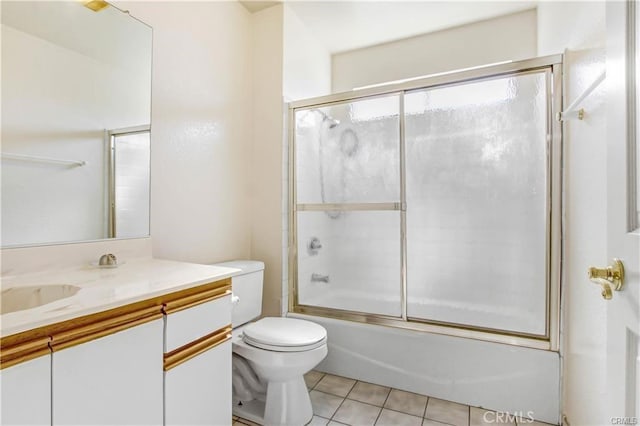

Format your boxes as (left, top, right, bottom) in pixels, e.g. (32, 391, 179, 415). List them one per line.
(52, 318, 164, 425)
(0, 355, 51, 425)
(164, 291, 232, 426)
(0, 275, 234, 426)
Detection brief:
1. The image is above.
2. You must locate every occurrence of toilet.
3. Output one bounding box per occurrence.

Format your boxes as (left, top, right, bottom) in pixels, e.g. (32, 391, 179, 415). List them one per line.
(216, 260, 327, 426)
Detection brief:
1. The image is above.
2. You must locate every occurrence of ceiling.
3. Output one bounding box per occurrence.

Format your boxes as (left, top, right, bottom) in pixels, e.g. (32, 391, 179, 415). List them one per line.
(279, 1, 537, 54)
(4, 0, 537, 58)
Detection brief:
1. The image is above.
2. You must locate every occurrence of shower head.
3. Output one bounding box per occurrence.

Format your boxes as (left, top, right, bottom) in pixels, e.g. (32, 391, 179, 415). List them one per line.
(324, 116, 340, 129)
(313, 109, 340, 129)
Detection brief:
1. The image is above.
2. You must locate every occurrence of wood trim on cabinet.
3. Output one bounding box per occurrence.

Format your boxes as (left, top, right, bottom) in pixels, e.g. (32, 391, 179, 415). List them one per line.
(49, 306, 163, 352)
(161, 279, 231, 314)
(0, 336, 51, 370)
(163, 325, 232, 372)
(0, 278, 231, 369)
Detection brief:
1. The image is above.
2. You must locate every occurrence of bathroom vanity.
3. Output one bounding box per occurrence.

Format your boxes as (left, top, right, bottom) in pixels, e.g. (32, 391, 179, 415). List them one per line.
(0, 258, 238, 425)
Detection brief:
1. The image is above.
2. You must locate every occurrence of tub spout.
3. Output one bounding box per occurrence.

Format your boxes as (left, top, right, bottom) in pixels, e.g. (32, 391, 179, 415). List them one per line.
(311, 273, 329, 283)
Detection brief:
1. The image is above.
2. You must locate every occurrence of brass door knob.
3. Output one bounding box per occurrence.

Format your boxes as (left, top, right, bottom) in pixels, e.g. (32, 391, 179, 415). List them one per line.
(588, 259, 625, 300)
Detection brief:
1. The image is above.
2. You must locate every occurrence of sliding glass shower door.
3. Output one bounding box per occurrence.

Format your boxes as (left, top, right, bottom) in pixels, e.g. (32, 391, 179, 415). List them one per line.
(290, 56, 562, 348)
(294, 95, 402, 317)
(405, 71, 550, 336)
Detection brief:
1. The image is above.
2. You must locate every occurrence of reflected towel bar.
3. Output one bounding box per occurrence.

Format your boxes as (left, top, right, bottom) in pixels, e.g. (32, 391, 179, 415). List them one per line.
(557, 70, 606, 121)
(1, 153, 86, 167)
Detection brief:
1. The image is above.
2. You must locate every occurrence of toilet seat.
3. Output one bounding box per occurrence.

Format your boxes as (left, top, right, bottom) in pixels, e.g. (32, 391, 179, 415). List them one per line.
(242, 317, 327, 352)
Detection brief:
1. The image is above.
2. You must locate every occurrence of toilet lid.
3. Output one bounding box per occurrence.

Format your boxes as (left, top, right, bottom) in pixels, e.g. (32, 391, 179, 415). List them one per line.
(242, 318, 327, 352)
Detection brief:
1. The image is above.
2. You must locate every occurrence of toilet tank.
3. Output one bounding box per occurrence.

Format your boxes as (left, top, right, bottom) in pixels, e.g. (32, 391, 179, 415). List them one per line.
(215, 260, 264, 327)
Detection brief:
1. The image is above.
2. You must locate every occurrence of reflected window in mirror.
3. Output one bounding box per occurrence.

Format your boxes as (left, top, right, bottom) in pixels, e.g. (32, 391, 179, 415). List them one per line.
(0, 1, 152, 248)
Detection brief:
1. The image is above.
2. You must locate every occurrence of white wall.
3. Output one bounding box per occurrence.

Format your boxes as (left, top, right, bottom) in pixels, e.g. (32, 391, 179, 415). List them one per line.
(250, 4, 331, 317)
(1, 238, 151, 277)
(114, 1, 254, 265)
(282, 4, 332, 314)
(251, 5, 285, 317)
(283, 5, 331, 102)
(332, 9, 537, 92)
(537, 3, 608, 426)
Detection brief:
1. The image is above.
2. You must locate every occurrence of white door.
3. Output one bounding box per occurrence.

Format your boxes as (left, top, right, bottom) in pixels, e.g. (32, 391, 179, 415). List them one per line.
(607, 1, 640, 421)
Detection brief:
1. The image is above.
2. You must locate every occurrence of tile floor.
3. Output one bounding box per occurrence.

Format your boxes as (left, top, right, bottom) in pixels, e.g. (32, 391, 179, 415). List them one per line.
(232, 371, 555, 426)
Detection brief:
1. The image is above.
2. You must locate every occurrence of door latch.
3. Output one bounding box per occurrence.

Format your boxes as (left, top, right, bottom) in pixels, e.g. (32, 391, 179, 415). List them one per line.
(588, 259, 625, 300)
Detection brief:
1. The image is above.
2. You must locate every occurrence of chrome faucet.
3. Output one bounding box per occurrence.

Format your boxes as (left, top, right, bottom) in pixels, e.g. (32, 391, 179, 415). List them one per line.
(98, 253, 118, 266)
(311, 273, 329, 283)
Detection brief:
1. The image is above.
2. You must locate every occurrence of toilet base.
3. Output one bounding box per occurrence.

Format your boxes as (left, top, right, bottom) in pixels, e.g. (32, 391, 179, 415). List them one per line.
(233, 399, 265, 425)
(232, 376, 313, 426)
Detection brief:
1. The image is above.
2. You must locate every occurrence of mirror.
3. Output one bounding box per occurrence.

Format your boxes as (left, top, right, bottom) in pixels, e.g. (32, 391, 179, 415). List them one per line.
(1, 1, 152, 248)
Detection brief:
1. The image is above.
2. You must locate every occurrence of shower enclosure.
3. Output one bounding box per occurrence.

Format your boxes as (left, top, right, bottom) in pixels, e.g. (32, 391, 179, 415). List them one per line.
(289, 55, 562, 350)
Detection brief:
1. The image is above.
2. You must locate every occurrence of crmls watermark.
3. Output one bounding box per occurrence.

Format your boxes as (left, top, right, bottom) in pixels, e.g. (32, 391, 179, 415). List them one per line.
(482, 411, 535, 423)
(611, 417, 638, 425)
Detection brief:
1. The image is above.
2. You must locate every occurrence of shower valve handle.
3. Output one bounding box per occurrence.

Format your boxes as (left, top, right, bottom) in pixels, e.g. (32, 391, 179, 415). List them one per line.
(308, 237, 323, 255)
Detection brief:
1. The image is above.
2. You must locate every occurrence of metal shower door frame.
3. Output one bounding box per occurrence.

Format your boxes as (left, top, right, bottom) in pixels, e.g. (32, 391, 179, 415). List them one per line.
(288, 54, 563, 351)
(106, 125, 151, 239)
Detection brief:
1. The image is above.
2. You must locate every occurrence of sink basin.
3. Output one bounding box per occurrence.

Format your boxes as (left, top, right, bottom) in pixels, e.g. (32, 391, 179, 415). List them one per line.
(1, 285, 81, 314)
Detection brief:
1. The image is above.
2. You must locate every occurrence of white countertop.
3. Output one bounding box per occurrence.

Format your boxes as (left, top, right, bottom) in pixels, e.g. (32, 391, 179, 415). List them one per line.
(0, 258, 240, 337)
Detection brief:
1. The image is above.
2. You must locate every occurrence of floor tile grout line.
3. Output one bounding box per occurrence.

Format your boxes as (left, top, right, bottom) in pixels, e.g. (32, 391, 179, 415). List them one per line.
(379, 385, 392, 410)
(348, 380, 391, 409)
(344, 380, 360, 401)
(315, 385, 463, 425)
(377, 404, 426, 419)
(372, 406, 384, 425)
(423, 395, 430, 419)
(310, 371, 326, 391)
(321, 375, 357, 423)
(331, 396, 384, 425)
(315, 374, 357, 399)
(329, 396, 348, 424)
(328, 376, 357, 423)
(317, 385, 439, 423)
(373, 384, 394, 425)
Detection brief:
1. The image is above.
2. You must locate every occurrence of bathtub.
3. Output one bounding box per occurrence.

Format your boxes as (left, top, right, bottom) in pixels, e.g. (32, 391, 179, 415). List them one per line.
(288, 312, 560, 425)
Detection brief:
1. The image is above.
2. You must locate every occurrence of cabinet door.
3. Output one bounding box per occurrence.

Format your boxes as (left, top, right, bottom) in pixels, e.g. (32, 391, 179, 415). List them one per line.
(52, 319, 163, 425)
(0, 355, 51, 425)
(165, 340, 231, 426)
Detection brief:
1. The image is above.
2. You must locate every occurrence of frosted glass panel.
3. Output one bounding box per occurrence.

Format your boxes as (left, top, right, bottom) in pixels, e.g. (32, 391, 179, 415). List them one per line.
(405, 72, 548, 335)
(295, 96, 400, 204)
(297, 210, 401, 317)
(114, 132, 150, 238)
